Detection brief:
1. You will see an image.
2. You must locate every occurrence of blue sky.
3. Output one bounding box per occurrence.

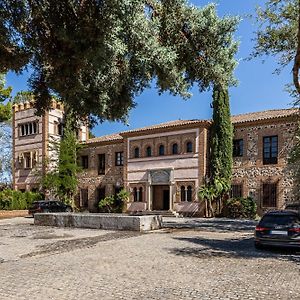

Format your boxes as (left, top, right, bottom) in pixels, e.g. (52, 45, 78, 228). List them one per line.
(6, 0, 292, 137)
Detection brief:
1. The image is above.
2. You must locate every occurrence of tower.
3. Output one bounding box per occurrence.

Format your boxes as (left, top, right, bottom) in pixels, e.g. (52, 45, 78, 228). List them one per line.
(12, 100, 88, 191)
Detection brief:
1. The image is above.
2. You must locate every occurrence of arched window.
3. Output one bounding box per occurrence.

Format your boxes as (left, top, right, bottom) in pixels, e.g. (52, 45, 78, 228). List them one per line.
(187, 186, 192, 202)
(133, 187, 137, 202)
(146, 146, 152, 157)
(139, 187, 143, 202)
(172, 143, 178, 155)
(159, 145, 165, 156)
(181, 186, 185, 202)
(134, 147, 140, 158)
(186, 141, 193, 153)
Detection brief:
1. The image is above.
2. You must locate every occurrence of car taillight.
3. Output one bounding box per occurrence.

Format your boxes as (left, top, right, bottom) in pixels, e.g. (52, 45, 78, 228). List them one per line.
(255, 226, 269, 231)
(288, 227, 300, 233)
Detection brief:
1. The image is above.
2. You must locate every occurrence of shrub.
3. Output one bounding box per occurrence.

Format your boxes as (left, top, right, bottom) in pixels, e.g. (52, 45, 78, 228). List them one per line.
(98, 189, 129, 213)
(0, 189, 43, 210)
(222, 197, 257, 219)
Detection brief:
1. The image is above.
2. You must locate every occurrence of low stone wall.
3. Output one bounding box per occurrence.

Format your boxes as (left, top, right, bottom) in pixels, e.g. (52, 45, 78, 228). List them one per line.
(34, 213, 162, 232)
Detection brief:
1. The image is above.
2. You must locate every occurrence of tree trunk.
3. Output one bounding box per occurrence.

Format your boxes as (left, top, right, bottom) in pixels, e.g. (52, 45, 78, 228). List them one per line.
(293, 0, 300, 96)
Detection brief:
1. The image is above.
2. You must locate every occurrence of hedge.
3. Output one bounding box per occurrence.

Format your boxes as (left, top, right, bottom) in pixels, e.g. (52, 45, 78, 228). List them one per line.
(0, 189, 43, 210)
(222, 197, 257, 219)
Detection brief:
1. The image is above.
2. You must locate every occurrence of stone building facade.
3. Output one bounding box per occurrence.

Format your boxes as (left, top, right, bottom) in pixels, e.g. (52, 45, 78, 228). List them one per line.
(12, 105, 299, 216)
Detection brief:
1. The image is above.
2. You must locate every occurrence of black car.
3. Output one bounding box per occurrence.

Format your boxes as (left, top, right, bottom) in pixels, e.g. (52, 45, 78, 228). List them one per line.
(285, 202, 300, 212)
(255, 210, 300, 249)
(28, 200, 72, 215)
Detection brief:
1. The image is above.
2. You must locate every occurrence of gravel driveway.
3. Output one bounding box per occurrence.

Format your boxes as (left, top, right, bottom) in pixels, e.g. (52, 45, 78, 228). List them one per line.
(0, 216, 299, 300)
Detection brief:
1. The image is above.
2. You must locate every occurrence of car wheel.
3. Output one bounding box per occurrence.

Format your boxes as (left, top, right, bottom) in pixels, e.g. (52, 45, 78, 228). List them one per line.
(65, 207, 72, 213)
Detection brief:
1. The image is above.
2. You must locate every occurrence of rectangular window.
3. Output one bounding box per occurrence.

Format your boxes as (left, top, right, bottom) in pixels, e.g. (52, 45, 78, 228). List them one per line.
(80, 188, 88, 208)
(233, 139, 243, 157)
(262, 183, 277, 207)
(81, 155, 89, 169)
(263, 136, 278, 165)
(230, 184, 243, 198)
(23, 152, 32, 169)
(115, 152, 124, 166)
(97, 187, 106, 202)
(98, 154, 105, 175)
(19, 122, 38, 137)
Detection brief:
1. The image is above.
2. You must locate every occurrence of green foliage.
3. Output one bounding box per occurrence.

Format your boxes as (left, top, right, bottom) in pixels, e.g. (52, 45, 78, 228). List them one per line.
(98, 189, 129, 213)
(13, 91, 34, 104)
(253, 0, 300, 97)
(0, 1, 239, 121)
(210, 85, 233, 184)
(42, 111, 82, 207)
(0, 189, 43, 210)
(0, 73, 12, 122)
(98, 196, 116, 213)
(222, 197, 257, 219)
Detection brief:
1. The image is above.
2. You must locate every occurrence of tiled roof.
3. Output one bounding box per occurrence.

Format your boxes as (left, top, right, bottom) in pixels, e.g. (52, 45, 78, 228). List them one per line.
(84, 108, 299, 144)
(120, 119, 210, 135)
(231, 108, 299, 124)
(84, 133, 123, 144)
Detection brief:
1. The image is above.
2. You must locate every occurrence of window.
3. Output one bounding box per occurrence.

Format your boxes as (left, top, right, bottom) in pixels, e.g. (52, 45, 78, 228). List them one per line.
(19, 121, 38, 137)
(57, 123, 63, 136)
(80, 188, 88, 208)
(233, 139, 243, 157)
(133, 187, 138, 202)
(230, 184, 243, 198)
(115, 152, 124, 166)
(187, 186, 192, 202)
(24, 152, 31, 169)
(180, 186, 185, 202)
(262, 183, 277, 207)
(172, 143, 178, 155)
(186, 141, 193, 153)
(98, 154, 105, 175)
(139, 187, 143, 202)
(133, 187, 143, 202)
(134, 147, 140, 158)
(97, 186, 106, 202)
(263, 136, 278, 165)
(81, 155, 89, 169)
(159, 145, 165, 156)
(146, 146, 152, 157)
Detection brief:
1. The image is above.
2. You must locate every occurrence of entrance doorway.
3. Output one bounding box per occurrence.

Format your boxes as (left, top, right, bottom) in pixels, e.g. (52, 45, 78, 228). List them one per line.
(152, 185, 170, 210)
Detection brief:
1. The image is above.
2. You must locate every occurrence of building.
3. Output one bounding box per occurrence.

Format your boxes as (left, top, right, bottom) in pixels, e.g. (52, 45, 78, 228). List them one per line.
(12, 103, 299, 215)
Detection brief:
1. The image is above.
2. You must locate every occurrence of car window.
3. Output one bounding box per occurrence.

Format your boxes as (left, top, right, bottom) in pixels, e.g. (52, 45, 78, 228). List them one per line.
(260, 215, 299, 227)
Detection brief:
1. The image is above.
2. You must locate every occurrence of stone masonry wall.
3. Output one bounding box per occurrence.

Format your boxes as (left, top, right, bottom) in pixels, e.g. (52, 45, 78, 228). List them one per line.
(232, 120, 297, 215)
(78, 141, 124, 211)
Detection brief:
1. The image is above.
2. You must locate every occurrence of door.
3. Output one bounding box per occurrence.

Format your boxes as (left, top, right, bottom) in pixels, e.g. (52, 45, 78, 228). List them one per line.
(163, 190, 170, 210)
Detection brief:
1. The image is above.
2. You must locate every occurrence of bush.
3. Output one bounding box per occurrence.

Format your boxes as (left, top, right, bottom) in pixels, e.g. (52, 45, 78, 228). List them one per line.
(0, 189, 43, 210)
(222, 197, 257, 219)
(98, 189, 129, 213)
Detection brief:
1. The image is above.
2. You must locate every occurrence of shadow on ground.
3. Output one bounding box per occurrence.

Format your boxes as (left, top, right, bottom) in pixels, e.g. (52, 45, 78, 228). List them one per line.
(163, 218, 257, 232)
(168, 235, 300, 264)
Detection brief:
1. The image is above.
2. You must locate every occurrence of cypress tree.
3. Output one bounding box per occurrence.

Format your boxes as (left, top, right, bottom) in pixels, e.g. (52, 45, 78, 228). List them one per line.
(210, 85, 233, 213)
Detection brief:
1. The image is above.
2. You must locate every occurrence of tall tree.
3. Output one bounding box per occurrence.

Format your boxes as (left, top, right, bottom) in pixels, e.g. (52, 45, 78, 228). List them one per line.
(42, 111, 82, 208)
(0, 1, 239, 122)
(210, 85, 233, 214)
(253, 0, 300, 98)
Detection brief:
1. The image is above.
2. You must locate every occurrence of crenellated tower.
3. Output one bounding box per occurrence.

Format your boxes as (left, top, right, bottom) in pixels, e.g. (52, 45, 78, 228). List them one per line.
(12, 100, 88, 191)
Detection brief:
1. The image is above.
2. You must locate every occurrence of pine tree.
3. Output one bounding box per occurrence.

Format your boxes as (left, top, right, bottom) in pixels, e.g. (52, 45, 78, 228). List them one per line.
(0, 1, 239, 121)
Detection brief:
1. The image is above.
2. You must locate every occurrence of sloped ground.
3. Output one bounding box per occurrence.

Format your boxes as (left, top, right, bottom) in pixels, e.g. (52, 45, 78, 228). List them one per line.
(0, 217, 299, 300)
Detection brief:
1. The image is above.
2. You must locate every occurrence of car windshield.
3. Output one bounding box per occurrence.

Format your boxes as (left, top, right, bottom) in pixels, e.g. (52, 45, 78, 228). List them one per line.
(260, 215, 299, 227)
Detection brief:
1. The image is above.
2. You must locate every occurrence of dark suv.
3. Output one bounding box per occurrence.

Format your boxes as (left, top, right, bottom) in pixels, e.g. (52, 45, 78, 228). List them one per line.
(255, 210, 300, 249)
(28, 200, 72, 215)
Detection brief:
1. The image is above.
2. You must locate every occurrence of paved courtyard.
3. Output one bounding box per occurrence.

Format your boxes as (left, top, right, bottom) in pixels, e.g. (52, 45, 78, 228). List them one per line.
(0, 216, 299, 300)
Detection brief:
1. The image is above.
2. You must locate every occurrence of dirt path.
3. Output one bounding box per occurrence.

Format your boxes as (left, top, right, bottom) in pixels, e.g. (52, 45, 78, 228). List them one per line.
(0, 210, 29, 219)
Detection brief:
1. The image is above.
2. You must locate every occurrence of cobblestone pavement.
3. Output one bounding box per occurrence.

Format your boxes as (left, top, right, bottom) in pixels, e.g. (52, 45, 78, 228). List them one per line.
(0, 217, 300, 300)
